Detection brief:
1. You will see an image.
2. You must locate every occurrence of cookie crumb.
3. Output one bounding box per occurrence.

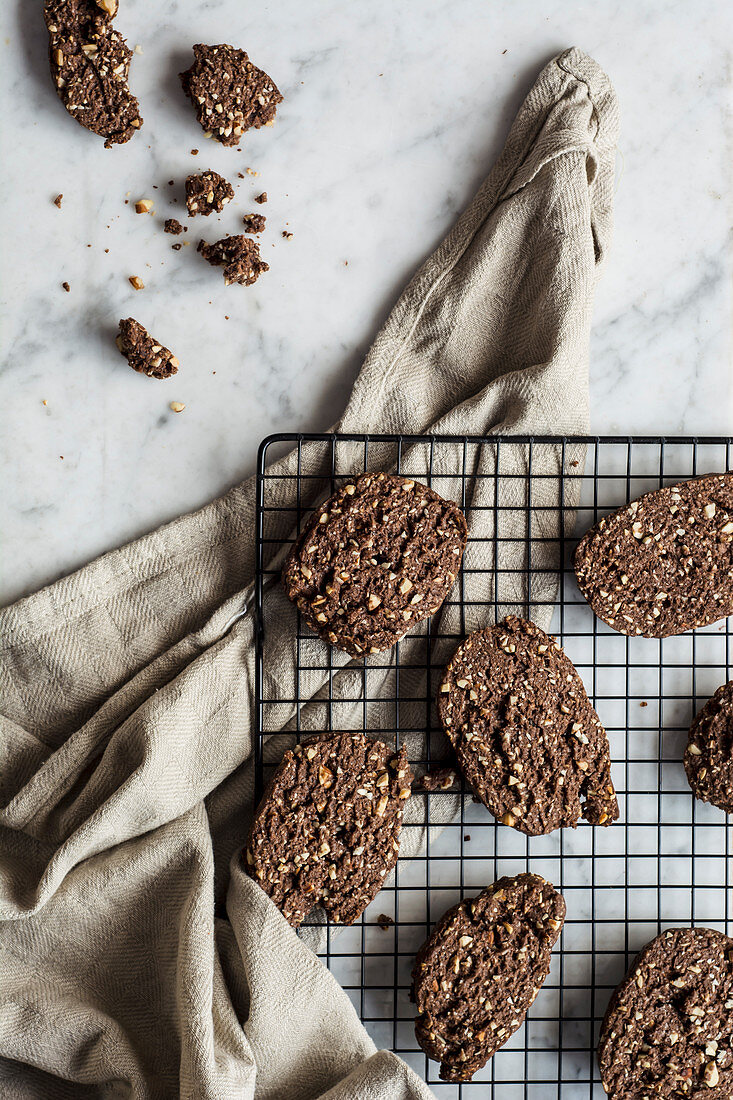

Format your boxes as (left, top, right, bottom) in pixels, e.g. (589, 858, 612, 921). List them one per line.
(198, 235, 269, 287)
(281, 230, 293, 240)
(170, 401, 185, 413)
(640, 701, 648, 707)
(377, 914, 395, 931)
(116, 318, 179, 379)
(414, 767, 457, 792)
(242, 213, 266, 234)
(165, 218, 184, 235)
(190, 148, 198, 155)
(171, 243, 183, 251)
(254, 191, 267, 204)
(129, 276, 144, 290)
(246, 167, 258, 176)
(185, 170, 234, 216)
(53, 193, 63, 208)
(62, 281, 71, 292)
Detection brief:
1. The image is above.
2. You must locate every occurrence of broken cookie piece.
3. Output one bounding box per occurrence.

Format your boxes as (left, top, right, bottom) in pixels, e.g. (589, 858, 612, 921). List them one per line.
(197, 235, 269, 287)
(242, 212, 266, 234)
(164, 218, 183, 235)
(116, 318, 178, 379)
(43, 0, 143, 148)
(179, 43, 283, 147)
(185, 170, 234, 216)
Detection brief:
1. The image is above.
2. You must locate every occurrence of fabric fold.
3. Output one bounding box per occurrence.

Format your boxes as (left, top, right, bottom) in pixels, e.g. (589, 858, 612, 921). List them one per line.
(0, 48, 618, 1099)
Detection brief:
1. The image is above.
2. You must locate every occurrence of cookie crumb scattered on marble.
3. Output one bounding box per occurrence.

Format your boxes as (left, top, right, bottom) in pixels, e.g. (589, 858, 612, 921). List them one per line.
(185, 170, 234, 216)
(242, 213, 266, 234)
(197, 234, 268, 286)
(116, 317, 179, 379)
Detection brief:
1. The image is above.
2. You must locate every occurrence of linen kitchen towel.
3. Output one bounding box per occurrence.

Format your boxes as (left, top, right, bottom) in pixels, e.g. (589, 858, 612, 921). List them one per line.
(0, 48, 618, 1099)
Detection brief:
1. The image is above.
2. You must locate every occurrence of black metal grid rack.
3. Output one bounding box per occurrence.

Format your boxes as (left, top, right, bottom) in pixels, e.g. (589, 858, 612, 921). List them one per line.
(254, 434, 733, 1099)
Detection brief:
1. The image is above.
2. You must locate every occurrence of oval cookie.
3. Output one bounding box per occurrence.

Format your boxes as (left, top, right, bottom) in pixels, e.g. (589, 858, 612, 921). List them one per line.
(412, 874, 565, 1082)
(282, 472, 468, 659)
(437, 616, 618, 835)
(575, 472, 733, 637)
(245, 731, 413, 927)
(598, 926, 733, 1099)
(685, 680, 733, 814)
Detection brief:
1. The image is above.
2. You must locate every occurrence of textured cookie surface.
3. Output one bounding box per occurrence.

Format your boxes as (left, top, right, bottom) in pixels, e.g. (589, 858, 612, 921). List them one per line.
(116, 318, 178, 379)
(598, 926, 733, 1099)
(245, 731, 412, 927)
(438, 616, 618, 835)
(44, 0, 143, 147)
(179, 43, 282, 146)
(412, 874, 565, 1081)
(242, 213, 266, 234)
(282, 472, 468, 659)
(574, 473, 733, 637)
(197, 235, 268, 286)
(684, 681, 733, 814)
(185, 170, 234, 216)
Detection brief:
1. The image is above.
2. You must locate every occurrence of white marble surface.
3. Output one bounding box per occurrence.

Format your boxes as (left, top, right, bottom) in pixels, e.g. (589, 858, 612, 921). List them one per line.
(1, 0, 731, 605)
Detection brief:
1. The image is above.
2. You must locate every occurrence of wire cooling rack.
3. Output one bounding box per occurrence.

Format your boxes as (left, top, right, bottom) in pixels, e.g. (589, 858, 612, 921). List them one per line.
(254, 435, 733, 1099)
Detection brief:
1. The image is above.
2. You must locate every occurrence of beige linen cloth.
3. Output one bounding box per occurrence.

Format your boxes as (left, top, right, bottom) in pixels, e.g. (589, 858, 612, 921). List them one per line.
(0, 48, 618, 1099)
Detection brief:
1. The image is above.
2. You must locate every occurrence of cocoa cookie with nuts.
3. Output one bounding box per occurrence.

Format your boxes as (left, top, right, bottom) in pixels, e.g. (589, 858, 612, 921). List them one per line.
(116, 318, 178, 379)
(438, 617, 618, 835)
(412, 874, 565, 1082)
(282, 472, 468, 659)
(179, 44, 283, 147)
(598, 926, 733, 1099)
(684, 680, 733, 814)
(574, 473, 733, 637)
(43, 0, 143, 148)
(197, 235, 269, 286)
(242, 213, 266, 234)
(245, 731, 412, 927)
(185, 170, 234, 216)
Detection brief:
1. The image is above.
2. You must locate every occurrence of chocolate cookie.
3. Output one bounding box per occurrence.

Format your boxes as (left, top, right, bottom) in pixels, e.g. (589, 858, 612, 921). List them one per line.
(438, 617, 618, 835)
(282, 472, 468, 659)
(197, 235, 269, 286)
(685, 680, 733, 814)
(116, 318, 178, 379)
(412, 874, 565, 1082)
(598, 926, 733, 1099)
(179, 44, 283, 147)
(575, 473, 733, 637)
(44, 0, 143, 148)
(245, 731, 412, 927)
(185, 170, 234, 216)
